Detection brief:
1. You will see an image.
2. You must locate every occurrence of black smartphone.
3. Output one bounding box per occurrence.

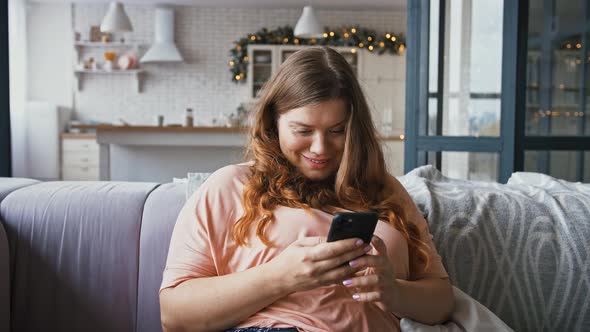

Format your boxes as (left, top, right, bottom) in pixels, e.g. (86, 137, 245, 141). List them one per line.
(327, 212, 378, 244)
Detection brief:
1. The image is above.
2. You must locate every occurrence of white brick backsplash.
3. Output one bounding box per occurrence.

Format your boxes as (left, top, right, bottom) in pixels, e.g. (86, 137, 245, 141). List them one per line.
(72, 5, 405, 125)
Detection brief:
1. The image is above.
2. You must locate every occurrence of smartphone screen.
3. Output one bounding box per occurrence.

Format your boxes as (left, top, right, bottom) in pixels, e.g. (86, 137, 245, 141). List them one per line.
(327, 212, 378, 244)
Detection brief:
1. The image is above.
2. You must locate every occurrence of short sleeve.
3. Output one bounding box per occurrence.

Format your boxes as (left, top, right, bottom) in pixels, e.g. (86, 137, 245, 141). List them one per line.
(159, 185, 218, 291)
(159, 164, 249, 291)
(390, 176, 449, 281)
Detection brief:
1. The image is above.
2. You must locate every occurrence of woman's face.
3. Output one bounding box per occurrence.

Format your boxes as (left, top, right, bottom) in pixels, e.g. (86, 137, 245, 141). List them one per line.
(277, 98, 348, 181)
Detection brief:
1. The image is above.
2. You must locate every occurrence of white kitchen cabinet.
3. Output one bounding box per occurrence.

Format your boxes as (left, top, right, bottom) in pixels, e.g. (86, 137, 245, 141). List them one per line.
(247, 45, 362, 99)
(245, 46, 405, 133)
(61, 135, 99, 181)
(360, 52, 406, 133)
(248, 45, 274, 99)
(382, 139, 405, 176)
(360, 53, 406, 176)
(361, 78, 406, 135)
(360, 51, 405, 82)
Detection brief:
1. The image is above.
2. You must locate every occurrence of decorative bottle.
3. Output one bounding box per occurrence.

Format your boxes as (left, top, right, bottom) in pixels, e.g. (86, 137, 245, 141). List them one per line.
(185, 108, 194, 127)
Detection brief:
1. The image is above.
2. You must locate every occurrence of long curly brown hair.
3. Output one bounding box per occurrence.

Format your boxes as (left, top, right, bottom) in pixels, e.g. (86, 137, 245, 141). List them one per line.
(233, 46, 430, 267)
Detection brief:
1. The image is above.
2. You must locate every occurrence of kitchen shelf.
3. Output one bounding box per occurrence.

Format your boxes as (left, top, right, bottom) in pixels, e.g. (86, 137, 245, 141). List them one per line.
(74, 69, 145, 93)
(74, 41, 143, 47)
(74, 41, 147, 93)
(74, 41, 145, 62)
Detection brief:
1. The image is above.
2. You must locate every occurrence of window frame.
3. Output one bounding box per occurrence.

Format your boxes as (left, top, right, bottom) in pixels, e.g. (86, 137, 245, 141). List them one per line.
(405, 0, 559, 183)
(1, 0, 11, 177)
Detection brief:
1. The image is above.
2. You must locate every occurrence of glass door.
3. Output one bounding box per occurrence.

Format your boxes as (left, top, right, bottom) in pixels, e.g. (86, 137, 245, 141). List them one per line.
(524, 0, 590, 181)
(406, 0, 510, 182)
(251, 48, 273, 98)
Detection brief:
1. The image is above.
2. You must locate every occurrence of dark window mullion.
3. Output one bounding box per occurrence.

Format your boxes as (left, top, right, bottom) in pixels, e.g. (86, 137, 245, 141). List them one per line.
(404, 0, 430, 173)
(537, 0, 555, 173)
(513, 0, 529, 174)
(417, 136, 502, 152)
(524, 136, 590, 150)
(0, 0, 10, 177)
(417, 1, 430, 167)
(576, 0, 590, 181)
(434, 0, 447, 169)
(501, 0, 528, 182)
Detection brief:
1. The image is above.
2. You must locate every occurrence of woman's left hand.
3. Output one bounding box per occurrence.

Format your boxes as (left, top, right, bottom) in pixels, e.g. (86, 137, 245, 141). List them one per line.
(341, 235, 400, 313)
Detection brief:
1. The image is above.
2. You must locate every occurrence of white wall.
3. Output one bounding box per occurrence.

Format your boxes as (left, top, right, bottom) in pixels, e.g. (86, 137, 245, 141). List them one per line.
(18, 3, 73, 179)
(69, 5, 405, 125)
(27, 2, 73, 107)
(22, 3, 406, 178)
(24, 3, 406, 125)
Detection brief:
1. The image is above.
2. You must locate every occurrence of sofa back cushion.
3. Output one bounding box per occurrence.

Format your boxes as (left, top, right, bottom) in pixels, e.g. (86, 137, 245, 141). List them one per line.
(137, 183, 186, 332)
(1, 181, 158, 332)
(398, 166, 590, 332)
(0, 178, 39, 203)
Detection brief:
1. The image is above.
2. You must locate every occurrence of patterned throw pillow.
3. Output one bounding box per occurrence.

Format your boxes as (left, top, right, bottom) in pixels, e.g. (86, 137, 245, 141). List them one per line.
(398, 166, 590, 332)
(508, 171, 590, 194)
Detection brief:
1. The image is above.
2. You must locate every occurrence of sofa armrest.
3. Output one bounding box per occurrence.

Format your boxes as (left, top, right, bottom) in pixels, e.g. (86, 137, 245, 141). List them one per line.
(0, 220, 9, 332)
(0, 177, 38, 332)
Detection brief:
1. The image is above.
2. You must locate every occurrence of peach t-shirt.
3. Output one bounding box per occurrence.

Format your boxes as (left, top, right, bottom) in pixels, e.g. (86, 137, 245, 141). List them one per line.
(161, 163, 448, 332)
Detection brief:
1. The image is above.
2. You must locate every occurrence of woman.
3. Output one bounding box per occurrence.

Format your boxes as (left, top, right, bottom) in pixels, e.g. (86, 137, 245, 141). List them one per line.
(160, 46, 454, 332)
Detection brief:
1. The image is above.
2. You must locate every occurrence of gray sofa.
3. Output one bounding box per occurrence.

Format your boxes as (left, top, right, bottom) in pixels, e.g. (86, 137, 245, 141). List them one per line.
(0, 166, 588, 332)
(0, 179, 185, 332)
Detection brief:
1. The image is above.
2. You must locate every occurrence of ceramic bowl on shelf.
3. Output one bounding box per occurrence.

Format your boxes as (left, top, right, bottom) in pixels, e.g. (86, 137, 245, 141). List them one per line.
(118, 53, 138, 70)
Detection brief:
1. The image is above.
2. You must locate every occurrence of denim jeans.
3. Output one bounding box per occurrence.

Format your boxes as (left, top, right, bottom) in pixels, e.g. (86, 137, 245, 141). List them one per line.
(224, 328, 298, 332)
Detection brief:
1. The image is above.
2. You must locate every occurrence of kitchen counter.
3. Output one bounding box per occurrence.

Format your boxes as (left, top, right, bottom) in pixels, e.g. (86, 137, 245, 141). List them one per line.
(71, 124, 247, 133)
(70, 125, 248, 182)
(60, 133, 97, 139)
(69, 125, 405, 181)
(71, 124, 247, 147)
(71, 125, 402, 139)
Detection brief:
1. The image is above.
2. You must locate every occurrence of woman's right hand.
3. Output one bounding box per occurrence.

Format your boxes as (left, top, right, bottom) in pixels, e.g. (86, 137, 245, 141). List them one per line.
(268, 237, 372, 294)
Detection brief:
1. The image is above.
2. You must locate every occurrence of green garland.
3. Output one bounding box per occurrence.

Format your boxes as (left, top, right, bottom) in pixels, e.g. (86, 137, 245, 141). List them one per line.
(229, 25, 406, 83)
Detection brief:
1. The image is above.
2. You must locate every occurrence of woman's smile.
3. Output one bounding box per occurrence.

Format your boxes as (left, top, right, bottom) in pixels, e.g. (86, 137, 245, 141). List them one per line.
(302, 155, 330, 169)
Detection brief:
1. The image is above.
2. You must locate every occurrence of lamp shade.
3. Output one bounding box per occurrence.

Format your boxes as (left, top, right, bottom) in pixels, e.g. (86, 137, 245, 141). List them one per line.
(294, 6, 324, 39)
(100, 2, 133, 33)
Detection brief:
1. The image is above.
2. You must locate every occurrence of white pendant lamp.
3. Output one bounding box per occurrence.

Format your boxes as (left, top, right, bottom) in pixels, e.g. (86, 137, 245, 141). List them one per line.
(100, 2, 133, 33)
(294, 6, 324, 39)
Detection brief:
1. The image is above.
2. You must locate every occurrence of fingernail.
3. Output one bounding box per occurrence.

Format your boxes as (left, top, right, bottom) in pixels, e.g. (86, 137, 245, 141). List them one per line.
(342, 279, 352, 286)
(352, 294, 360, 300)
(355, 239, 364, 247)
(363, 245, 372, 252)
(349, 260, 358, 267)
